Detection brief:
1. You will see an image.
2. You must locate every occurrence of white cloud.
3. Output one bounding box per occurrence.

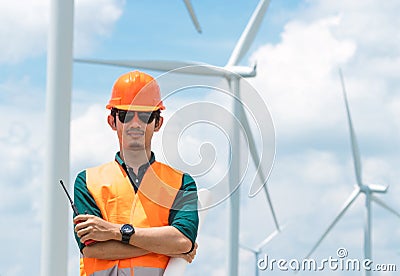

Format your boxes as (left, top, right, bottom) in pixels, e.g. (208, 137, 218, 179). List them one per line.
(0, 78, 44, 275)
(304, 0, 400, 57)
(0, 0, 48, 63)
(388, 97, 400, 133)
(250, 8, 400, 147)
(0, 0, 124, 63)
(250, 16, 356, 137)
(74, 0, 125, 55)
(70, 104, 117, 173)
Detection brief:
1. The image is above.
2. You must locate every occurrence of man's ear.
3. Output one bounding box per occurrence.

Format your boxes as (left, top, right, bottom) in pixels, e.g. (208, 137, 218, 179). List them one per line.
(154, 116, 163, 132)
(107, 114, 117, 130)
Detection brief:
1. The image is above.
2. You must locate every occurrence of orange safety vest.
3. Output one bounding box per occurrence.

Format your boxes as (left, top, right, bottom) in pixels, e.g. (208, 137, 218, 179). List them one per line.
(81, 160, 183, 276)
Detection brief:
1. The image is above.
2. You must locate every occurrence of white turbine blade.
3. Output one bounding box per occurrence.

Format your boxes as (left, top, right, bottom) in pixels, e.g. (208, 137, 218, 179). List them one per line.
(75, 58, 230, 77)
(339, 69, 363, 187)
(76, 58, 257, 78)
(372, 195, 400, 219)
(240, 225, 285, 255)
(239, 243, 257, 254)
(183, 0, 202, 33)
(261, 184, 280, 231)
(75, 58, 201, 71)
(227, 0, 271, 66)
(305, 188, 361, 259)
(236, 102, 279, 230)
(256, 225, 286, 251)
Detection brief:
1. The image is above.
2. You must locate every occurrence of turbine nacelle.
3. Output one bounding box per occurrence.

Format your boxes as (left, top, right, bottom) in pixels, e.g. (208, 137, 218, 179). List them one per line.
(360, 183, 388, 194)
(225, 64, 257, 78)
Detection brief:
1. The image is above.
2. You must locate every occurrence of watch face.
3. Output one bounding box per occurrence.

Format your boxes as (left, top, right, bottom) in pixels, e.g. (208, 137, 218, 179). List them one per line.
(122, 224, 134, 234)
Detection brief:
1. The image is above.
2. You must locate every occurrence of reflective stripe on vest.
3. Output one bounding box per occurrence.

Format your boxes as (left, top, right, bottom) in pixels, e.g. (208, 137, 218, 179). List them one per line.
(80, 255, 86, 276)
(82, 161, 183, 276)
(89, 266, 164, 276)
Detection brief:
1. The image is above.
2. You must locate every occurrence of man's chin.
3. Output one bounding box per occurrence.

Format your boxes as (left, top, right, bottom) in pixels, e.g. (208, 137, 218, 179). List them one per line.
(126, 142, 145, 150)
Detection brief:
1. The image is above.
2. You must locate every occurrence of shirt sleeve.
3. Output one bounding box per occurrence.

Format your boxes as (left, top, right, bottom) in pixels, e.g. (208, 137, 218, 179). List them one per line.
(168, 173, 199, 252)
(73, 170, 103, 251)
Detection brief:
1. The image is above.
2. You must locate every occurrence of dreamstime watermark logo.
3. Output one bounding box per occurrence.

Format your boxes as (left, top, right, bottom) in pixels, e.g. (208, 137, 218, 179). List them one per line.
(122, 65, 276, 210)
(257, 248, 397, 272)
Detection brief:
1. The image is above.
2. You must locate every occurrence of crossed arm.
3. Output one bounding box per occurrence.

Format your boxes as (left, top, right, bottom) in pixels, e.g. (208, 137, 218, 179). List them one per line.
(74, 215, 197, 262)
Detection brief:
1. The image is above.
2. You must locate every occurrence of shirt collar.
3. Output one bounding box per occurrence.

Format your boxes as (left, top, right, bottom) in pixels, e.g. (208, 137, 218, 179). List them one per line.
(115, 151, 156, 169)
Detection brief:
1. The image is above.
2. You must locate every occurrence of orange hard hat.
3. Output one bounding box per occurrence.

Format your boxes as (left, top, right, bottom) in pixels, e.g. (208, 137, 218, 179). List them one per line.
(106, 71, 165, 111)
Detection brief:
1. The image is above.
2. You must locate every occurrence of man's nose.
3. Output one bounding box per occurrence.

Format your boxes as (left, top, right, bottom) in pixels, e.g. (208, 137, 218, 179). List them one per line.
(130, 112, 141, 125)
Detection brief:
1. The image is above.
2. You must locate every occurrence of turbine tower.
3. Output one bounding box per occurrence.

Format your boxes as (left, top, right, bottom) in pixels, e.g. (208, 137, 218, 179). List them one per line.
(41, 0, 73, 275)
(304, 69, 400, 276)
(76, 1, 279, 275)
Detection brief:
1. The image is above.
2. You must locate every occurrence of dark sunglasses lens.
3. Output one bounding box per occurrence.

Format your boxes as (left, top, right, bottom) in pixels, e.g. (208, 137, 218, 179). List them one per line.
(138, 112, 155, 124)
(117, 111, 125, 122)
(117, 111, 134, 123)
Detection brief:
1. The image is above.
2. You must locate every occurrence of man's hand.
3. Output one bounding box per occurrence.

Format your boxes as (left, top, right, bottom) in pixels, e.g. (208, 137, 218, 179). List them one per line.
(167, 243, 198, 263)
(74, 214, 121, 244)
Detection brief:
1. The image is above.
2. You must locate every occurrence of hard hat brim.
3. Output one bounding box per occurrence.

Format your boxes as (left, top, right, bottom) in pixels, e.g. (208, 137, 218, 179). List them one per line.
(106, 104, 165, 111)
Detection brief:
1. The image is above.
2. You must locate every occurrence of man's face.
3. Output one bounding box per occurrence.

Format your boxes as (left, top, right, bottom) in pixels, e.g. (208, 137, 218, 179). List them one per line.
(108, 110, 163, 152)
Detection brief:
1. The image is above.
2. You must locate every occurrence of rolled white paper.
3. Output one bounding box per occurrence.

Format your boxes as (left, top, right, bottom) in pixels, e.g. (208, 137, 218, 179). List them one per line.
(163, 188, 212, 276)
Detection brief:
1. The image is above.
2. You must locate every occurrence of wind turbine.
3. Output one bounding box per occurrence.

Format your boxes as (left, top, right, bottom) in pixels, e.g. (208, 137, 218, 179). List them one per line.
(241, 242, 267, 276)
(304, 69, 400, 276)
(75, 1, 279, 275)
(241, 224, 286, 276)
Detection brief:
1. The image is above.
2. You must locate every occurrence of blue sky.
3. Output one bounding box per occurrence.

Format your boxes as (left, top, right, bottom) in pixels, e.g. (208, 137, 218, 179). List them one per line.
(1, 0, 400, 275)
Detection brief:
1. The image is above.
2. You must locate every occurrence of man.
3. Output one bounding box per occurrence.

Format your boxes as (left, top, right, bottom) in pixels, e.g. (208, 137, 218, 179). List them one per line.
(73, 71, 199, 276)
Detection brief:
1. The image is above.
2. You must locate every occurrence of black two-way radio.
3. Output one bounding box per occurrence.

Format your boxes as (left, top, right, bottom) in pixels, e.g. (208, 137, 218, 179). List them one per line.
(59, 180, 79, 216)
(59, 180, 95, 245)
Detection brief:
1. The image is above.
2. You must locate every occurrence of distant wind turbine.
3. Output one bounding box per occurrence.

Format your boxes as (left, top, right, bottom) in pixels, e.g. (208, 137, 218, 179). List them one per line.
(75, 1, 279, 275)
(304, 69, 400, 276)
(241, 224, 286, 276)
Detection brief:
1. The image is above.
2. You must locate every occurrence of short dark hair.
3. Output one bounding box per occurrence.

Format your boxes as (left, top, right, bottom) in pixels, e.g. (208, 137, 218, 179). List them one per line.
(153, 109, 161, 127)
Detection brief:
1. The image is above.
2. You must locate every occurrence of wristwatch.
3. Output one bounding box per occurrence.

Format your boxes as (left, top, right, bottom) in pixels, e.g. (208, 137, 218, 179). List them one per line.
(120, 224, 135, 244)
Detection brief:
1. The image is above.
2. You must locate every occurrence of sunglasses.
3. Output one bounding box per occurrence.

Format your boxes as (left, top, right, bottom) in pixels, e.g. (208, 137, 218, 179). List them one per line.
(116, 110, 156, 124)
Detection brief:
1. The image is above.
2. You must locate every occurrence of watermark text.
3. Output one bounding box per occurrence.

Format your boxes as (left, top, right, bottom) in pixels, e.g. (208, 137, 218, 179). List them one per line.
(257, 248, 397, 272)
